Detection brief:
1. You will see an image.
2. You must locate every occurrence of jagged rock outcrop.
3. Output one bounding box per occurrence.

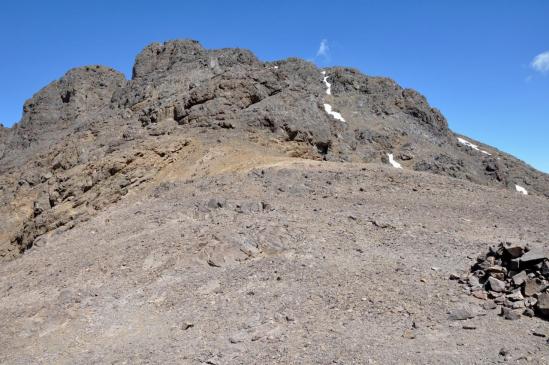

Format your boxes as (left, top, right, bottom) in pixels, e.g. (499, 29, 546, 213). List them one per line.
(2, 66, 127, 171)
(0, 39, 547, 261)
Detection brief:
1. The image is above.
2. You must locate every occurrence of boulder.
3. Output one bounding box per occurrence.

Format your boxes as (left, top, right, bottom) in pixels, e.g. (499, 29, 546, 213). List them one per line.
(535, 292, 549, 318)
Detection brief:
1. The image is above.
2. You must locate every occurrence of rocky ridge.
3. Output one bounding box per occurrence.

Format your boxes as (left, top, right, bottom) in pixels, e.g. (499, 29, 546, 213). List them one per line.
(0, 39, 548, 263)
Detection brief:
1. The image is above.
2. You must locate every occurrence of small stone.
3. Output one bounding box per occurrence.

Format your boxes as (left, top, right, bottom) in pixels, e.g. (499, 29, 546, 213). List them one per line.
(541, 261, 549, 276)
(494, 296, 506, 305)
(462, 325, 477, 330)
(486, 265, 506, 274)
(506, 290, 524, 302)
(501, 307, 521, 320)
(510, 300, 525, 310)
(490, 272, 505, 281)
(468, 276, 481, 290)
(229, 331, 248, 344)
(207, 197, 226, 209)
(520, 248, 547, 265)
(207, 258, 222, 268)
(182, 322, 194, 330)
(482, 301, 498, 310)
(449, 273, 460, 280)
(523, 308, 535, 317)
(524, 297, 537, 308)
(448, 308, 475, 321)
(499, 348, 509, 356)
(471, 290, 487, 300)
(402, 329, 416, 339)
(524, 277, 546, 297)
(502, 242, 525, 258)
(509, 258, 521, 271)
(488, 277, 506, 292)
(512, 271, 528, 286)
(535, 292, 549, 318)
(531, 329, 546, 337)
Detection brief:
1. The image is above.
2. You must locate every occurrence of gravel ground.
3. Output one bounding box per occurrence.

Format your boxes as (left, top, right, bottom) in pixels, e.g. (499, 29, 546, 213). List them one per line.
(1, 154, 547, 364)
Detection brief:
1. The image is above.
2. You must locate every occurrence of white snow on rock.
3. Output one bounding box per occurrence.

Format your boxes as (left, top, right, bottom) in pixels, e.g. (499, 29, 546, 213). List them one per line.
(323, 104, 346, 122)
(515, 184, 528, 195)
(321, 70, 331, 95)
(387, 153, 402, 169)
(457, 137, 491, 156)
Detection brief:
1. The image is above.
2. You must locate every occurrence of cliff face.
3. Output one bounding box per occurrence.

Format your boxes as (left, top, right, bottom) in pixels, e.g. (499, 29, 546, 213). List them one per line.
(0, 39, 547, 261)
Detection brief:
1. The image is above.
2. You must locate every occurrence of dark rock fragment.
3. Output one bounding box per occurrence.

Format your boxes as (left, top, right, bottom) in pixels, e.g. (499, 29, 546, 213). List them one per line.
(502, 242, 525, 258)
(500, 307, 521, 320)
(488, 277, 506, 292)
(523, 278, 546, 297)
(535, 292, 549, 318)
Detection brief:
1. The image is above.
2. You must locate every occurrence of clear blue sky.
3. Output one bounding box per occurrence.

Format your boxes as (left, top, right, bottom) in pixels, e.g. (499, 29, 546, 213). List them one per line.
(1, 1, 547, 172)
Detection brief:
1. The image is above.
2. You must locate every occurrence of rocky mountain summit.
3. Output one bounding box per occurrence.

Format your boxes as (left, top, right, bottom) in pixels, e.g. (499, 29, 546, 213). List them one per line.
(1, 39, 547, 262)
(0, 40, 548, 363)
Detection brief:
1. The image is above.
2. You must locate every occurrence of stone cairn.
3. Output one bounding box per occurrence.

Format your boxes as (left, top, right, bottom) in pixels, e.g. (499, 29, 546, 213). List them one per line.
(454, 242, 548, 320)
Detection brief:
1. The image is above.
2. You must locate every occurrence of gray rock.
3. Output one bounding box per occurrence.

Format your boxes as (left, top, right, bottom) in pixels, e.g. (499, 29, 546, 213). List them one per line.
(524, 297, 537, 308)
(506, 290, 524, 302)
(501, 307, 521, 320)
(520, 249, 547, 265)
(503, 242, 525, 258)
(523, 278, 546, 297)
(471, 290, 488, 300)
(541, 261, 549, 276)
(468, 275, 480, 288)
(510, 300, 525, 310)
(535, 292, 549, 318)
(512, 271, 528, 286)
(486, 265, 506, 274)
(494, 296, 506, 305)
(448, 308, 475, 321)
(482, 301, 498, 310)
(488, 277, 506, 292)
(207, 197, 226, 209)
(531, 328, 547, 337)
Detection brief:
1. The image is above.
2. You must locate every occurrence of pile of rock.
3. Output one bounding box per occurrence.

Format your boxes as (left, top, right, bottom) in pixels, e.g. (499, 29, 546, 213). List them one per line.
(456, 242, 549, 320)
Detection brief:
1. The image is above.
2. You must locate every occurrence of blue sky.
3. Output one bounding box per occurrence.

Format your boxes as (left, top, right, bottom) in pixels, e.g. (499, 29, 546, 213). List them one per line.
(1, 1, 548, 172)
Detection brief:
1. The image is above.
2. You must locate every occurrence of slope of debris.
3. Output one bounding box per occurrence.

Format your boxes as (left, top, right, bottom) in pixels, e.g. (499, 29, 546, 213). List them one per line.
(1, 149, 548, 364)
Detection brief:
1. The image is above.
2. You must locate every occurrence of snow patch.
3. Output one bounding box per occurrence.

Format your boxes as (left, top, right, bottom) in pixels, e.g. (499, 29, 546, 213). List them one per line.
(387, 153, 402, 169)
(515, 184, 528, 195)
(457, 137, 491, 156)
(323, 104, 345, 122)
(321, 70, 331, 95)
